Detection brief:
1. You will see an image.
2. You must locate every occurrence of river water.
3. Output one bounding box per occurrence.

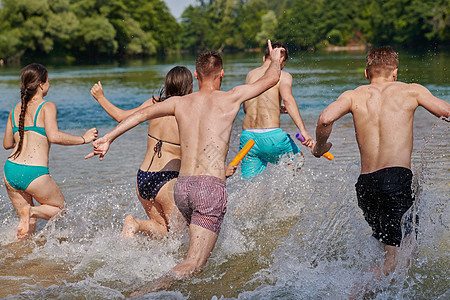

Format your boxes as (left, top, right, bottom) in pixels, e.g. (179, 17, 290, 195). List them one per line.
(0, 50, 448, 299)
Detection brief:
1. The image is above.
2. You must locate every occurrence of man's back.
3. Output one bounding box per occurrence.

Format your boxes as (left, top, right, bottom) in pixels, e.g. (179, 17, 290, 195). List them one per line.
(349, 81, 429, 173)
(174, 90, 242, 178)
(242, 66, 284, 129)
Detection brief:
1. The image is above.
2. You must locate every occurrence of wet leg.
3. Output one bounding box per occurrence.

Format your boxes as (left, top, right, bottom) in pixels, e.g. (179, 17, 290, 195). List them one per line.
(123, 180, 181, 238)
(130, 224, 218, 296)
(4, 176, 35, 239)
(349, 244, 399, 299)
(172, 224, 218, 276)
(25, 175, 65, 220)
(121, 215, 139, 238)
(121, 214, 167, 238)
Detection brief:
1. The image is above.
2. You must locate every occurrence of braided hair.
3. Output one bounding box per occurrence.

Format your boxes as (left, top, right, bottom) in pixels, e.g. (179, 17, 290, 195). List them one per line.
(9, 63, 48, 159)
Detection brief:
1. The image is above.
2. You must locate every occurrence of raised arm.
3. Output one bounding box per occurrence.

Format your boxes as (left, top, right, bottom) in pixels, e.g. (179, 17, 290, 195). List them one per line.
(85, 97, 177, 160)
(414, 84, 450, 119)
(3, 110, 15, 149)
(279, 72, 314, 147)
(43, 102, 98, 145)
(91, 81, 154, 122)
(230, 41, 284, 104)
(314, 91, 352, 157)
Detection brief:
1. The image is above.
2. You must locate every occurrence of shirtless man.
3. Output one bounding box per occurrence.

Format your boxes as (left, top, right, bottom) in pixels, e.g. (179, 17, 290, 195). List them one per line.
(240, 42, 314, 178)
(313, 46, 450, 294)
(86, 41, 285, 293)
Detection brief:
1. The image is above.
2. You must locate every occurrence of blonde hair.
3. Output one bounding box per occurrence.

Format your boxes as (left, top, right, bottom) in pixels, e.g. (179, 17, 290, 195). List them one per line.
(366, 46, 398, 78)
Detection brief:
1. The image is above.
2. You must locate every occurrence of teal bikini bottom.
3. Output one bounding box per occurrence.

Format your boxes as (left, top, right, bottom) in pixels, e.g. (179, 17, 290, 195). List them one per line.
(4, 160, 50, 191)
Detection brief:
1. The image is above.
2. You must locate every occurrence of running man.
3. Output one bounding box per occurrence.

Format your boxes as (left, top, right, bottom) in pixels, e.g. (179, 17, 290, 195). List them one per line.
(240, 42, 314, 178)
(86, 41, 285, 293)
(313, 46, 449, 296)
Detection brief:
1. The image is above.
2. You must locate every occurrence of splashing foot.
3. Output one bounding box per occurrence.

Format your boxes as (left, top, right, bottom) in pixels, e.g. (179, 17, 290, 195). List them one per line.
(17, 205, 31, 239)
(122, 215, 139, 238)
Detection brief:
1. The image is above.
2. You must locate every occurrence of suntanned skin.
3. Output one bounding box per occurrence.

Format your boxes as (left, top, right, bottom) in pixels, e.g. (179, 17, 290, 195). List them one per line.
(3, 77, 97, 239)
(243, 56, 314, 147)
(91, 79, 237, 239)
(314, 69, 449, 173)
(86, 41, 284, 295)
(314, 62, 449, 298)
(90, 82, 186, 238)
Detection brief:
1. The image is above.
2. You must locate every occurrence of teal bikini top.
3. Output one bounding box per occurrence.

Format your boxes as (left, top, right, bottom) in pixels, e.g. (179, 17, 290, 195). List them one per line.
(12, 101, 47, 137)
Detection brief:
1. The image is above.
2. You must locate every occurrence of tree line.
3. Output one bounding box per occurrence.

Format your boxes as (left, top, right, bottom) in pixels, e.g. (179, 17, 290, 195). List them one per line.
(0, 0, 448, 62)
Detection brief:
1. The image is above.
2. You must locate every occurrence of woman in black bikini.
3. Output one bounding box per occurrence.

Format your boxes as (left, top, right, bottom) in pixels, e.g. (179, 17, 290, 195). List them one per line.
(91, 66, 192, 238)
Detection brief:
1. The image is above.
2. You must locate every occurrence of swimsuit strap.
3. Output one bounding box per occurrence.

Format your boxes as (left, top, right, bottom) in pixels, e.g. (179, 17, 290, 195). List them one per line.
(147, 134, 180, 147)
(146, 134, 180, 171)
(33, 101, 47, 126)
(147, 139, 163, 171)
(12, 104, 17, 128)
(11, 101, 47, 128)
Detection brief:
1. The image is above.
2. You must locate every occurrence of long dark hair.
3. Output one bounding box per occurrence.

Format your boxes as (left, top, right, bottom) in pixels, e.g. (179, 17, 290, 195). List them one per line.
(10, 63, 48, 159)
(153, 66, 193, 102)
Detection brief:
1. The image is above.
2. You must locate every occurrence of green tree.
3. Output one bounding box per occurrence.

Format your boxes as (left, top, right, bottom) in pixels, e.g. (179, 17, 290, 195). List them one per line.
(425, 0, 449, 43)
(255, 10, 277, 46)
(318, 0, 364, 46)
(123, 0, 181, 53)
(180, 4, 209, 50)
(238, 0, 268, 48)
(181, 0, 245, 51)
(73, 16, 118, 56)
(275, 0, 323, 50)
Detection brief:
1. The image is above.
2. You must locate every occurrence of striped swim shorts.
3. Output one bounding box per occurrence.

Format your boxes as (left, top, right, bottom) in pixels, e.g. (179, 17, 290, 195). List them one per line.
(174, 175, 227, 235)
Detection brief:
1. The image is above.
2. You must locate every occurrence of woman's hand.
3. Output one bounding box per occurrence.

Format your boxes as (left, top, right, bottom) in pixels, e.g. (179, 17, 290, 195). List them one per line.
(85, 136, 110, 160)
(82, 128, 98, 144)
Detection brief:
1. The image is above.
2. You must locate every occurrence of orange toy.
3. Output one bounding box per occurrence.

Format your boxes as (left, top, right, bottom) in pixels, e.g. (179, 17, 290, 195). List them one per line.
(229, 139, 255, 166)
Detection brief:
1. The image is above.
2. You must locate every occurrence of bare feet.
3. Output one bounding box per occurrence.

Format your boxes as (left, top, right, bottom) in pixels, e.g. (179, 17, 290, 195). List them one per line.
(130, 271, 182, 297)
(17, 205, 31, 239)
(29, 218, 37, 235)
(122, 215, 139, 238)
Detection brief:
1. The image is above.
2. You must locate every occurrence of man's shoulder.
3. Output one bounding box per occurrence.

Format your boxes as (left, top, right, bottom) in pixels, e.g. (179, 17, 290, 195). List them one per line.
(280, 70, 292, 81)
(341, 85, 367, 97)
(246, 66, 266, 81)
(394, 82, 425, 90)
(248, 65, 266, 75)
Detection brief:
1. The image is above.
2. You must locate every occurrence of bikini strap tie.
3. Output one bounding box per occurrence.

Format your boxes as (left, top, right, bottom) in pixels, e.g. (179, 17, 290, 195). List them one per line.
(147, 139, 163, 171)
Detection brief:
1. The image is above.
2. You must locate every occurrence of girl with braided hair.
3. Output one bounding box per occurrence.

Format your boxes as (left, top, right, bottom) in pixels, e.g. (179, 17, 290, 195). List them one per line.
(3, 63, 98, 239)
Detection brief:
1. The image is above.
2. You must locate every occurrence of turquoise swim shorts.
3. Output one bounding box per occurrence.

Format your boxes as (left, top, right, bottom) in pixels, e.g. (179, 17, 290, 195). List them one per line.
(239, 128, 300, 178)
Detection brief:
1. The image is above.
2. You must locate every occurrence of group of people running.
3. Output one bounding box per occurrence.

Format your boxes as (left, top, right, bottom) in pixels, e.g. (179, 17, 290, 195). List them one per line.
(3, 40, 449, 296)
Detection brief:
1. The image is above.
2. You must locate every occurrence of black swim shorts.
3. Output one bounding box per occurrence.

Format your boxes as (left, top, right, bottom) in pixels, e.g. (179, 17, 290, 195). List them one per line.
(355, 167, 416, 247)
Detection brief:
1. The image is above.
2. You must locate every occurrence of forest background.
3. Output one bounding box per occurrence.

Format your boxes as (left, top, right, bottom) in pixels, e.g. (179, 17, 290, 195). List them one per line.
(0, 0, 448, 62)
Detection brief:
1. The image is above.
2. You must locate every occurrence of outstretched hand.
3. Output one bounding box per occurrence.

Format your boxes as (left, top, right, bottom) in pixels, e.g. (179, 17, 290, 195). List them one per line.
(91, 81, 104, 100)
(85, 136, 111, 160)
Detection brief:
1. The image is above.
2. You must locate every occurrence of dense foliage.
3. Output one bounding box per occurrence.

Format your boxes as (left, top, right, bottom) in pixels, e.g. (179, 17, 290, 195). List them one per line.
(0, 0, 448, 61)
(0, 0, 179, 60)
(180, 0, 449, 51)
